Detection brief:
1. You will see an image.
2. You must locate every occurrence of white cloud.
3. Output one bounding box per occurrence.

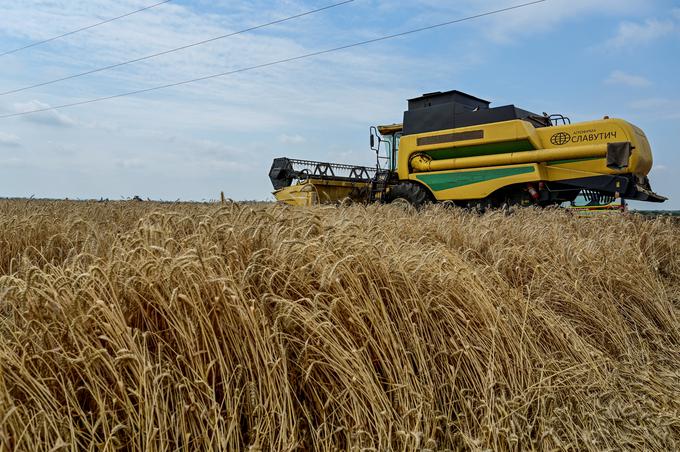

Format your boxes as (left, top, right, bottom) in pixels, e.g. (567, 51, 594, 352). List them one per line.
(628, 98, 680, 121)
(604, 18, 676, 49)
(381, 0, 650, 43)
(0, 132, 21, 147)
(279, 134, 306, 144)
(629, 98, 672, 110)
(0, 157, 25, 167)
(116, 158, 145, 169)
(605, 70, 651, 87)
(13, 101, 77, 127)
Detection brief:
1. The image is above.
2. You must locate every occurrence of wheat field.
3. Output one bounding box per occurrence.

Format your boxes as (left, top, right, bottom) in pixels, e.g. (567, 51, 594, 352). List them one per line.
(0, 199, 678, 451)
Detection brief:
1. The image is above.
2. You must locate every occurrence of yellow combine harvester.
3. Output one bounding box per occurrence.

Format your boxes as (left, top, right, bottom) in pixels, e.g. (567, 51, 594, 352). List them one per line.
(270, 90, 666, 208)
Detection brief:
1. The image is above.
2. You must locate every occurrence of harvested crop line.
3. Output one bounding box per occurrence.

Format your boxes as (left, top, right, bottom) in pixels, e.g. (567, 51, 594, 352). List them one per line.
(0, 200, 678, 451)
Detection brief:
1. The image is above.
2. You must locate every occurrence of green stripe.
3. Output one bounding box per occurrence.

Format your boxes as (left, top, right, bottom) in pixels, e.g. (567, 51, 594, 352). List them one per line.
(547, 157, 601, 166)
(425, 139, 535, 160)
(416, 166, 535, 192)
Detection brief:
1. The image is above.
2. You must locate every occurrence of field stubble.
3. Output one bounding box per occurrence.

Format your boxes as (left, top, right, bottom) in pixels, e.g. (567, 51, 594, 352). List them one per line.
(0, 200, 678, 451)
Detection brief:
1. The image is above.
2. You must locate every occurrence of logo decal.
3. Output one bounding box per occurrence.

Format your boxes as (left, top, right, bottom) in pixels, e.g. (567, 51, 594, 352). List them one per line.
(550, 132, 572, 146)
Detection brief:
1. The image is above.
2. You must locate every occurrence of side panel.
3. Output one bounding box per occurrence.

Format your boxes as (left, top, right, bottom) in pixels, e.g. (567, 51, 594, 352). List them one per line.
(398, 120, 542, 180)
(533, 118, 652, 176)
(412, 164, 542, 200)
(398, 118, 655, 202)
(411, 162, 640, 202)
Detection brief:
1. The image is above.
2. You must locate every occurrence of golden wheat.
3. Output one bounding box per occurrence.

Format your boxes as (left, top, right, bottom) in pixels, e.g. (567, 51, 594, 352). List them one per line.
(0, 200, 678, 451)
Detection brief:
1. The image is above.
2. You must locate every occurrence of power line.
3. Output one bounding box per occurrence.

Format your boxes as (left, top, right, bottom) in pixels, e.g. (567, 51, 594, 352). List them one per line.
(0, 0, 548, 120)
(0, 1, 173, 57)
(0, 0, 355, 97)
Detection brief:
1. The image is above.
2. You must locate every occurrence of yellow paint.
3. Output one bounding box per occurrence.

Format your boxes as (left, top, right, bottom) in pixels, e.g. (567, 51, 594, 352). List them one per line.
(398, 118, 655, 201)
(274, 116, 659, 206)
(398, 120, 540, 180)
(410, 143, 608, 172)
(377, 123, 403, 135)
(274, 179, 370, 206)
(534, 118, 653, 175)
(410, 164, 542, 201)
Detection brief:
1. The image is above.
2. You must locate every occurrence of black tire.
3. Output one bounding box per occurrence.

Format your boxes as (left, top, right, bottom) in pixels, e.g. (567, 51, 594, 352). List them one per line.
(386, 182, 433, 208)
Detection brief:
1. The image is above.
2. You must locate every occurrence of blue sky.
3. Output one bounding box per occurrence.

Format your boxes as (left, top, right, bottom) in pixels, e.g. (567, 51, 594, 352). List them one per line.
(0, 0, 678, 207)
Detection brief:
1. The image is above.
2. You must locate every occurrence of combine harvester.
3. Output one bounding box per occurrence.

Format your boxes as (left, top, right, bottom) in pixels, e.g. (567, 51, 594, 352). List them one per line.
(270, 90, 666, 209)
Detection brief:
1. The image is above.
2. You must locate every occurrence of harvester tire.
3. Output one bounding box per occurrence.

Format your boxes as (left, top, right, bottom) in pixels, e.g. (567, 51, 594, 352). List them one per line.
(387, 182, 433, 208)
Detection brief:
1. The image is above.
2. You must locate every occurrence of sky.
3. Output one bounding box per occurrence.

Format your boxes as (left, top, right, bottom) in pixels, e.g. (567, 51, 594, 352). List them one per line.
(0, 0, 678, 207)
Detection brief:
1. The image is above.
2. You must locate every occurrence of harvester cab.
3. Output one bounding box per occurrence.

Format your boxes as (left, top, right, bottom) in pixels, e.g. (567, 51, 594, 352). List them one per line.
(370, 124, 402, 173)
(270, 90, 667, 208)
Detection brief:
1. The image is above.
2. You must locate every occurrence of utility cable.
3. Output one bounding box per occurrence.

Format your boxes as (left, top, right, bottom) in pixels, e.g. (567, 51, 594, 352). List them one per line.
(0, 0, 355, 96)
(0, 0, 548, 120)
(0, 1, 173, 57)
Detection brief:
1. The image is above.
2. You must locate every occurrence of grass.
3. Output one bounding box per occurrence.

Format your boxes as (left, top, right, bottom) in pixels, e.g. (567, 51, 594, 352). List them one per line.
(0, 199, 678, 451)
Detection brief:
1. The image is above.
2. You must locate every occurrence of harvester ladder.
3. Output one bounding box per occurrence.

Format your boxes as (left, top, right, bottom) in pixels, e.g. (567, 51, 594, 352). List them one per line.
(369, 170, 392, 203)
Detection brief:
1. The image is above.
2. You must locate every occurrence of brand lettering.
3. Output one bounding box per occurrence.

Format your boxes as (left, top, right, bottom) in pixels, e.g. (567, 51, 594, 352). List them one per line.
(571, 131, 618, 143)
(550, 130, 618, 146)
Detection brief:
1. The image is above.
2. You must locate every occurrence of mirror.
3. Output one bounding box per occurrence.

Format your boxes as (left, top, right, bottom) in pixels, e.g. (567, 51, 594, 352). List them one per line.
(369, 126, 380, 152)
